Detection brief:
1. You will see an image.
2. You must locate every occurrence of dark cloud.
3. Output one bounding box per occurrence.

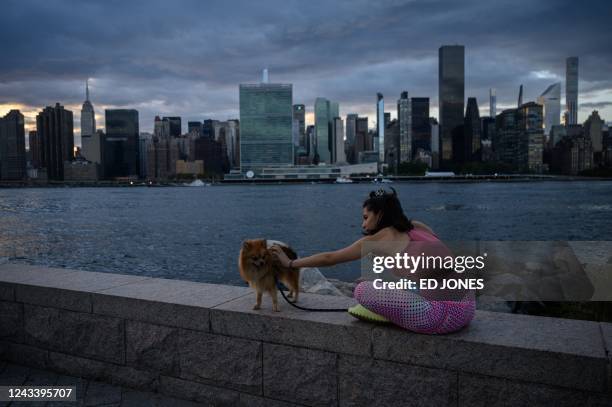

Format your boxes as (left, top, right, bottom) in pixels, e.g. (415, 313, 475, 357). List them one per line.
(1, 0, 611, 134)
(581, 101, 612, 109)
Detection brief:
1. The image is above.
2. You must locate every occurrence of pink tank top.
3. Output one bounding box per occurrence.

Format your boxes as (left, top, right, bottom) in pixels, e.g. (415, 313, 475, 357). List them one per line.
(406, 228, 451, 257)
(404, 227, 475, 302)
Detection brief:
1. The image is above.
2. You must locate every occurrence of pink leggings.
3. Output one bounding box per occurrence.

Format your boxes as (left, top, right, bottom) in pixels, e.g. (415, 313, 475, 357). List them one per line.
(353, 281, 475, 334)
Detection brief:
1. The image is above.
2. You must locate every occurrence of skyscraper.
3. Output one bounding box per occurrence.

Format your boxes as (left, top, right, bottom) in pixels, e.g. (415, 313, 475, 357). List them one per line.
(481, 117, 496, 147)
(377, 93, 384, 161)
(411, 97, 430, 154)
(537, 83, 561, 137)
(517, 102, 544, 173)
(329, 102, 339, 125)
(0, 110, 26, 180)
(397, 92, 411, 163)
(345, 114, 358, 164)
(203, 119, 216, 139)
(566, 57, 579, 125)
(584, 110, 604, 165)
(496, 103, 544, 173)
(333, 117, 346, 164)
(81, 80, 99, 164)
(306, 125, 315, 159)
(80, 80, 96, 139)
(163, 117, 182, 137)
(489, 88, 496, 117)
(194, 137, 225, 174)
(430, 119, 440, 169)
(355, 117, 369, 162)
(293, 104, 306, 148)
(239, 80, 293, 173)
(148, 116, 171, 179)
(439, 45, 465, 166)
(314, 98, 329, 162)
(384, 119, 400, 169)
(29, 130, 41, 169)
(314, 97, 340, 164)
(518, 84, 523, 107)
(225, 120, 240, 168)
(36, 103, 74, 181)
(103, 109, 139, 179)
(188, 121, 203, 137)
(463, 97, 481, 162)
(154, 116, 170, 139)
(345, 114, 357, 146)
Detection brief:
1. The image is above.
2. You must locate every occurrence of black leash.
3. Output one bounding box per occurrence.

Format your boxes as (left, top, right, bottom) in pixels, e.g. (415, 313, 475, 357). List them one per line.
(275, 277, 348, 312)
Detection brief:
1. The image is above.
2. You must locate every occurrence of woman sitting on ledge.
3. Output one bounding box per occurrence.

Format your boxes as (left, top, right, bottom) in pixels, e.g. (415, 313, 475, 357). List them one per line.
(270, 187, 475, 334)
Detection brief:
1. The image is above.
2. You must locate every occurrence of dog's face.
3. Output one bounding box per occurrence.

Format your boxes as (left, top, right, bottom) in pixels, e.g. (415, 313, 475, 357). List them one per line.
(241, 239, 269, 270)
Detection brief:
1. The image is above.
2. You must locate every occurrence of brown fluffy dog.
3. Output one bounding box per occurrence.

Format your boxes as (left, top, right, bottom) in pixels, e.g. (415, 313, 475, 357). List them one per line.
(239, 239, 300, 311)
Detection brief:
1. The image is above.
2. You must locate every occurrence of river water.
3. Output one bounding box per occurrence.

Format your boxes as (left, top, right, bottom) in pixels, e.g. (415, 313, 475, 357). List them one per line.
(1, 181, 611, 286)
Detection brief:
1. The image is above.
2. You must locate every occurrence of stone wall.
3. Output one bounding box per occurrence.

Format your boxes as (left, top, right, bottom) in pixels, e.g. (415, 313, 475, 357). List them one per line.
(0, 263, 610, 406)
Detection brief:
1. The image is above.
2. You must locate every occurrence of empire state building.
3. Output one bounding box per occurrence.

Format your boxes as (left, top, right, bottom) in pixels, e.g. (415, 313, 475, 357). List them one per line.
(80, 80, 99, 163)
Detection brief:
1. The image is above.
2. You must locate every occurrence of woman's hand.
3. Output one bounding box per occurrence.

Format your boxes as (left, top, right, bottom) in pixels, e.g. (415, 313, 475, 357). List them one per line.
(269, 245, 292, 268)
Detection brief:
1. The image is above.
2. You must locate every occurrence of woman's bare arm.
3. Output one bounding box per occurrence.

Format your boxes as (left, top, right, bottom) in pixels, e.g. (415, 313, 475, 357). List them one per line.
(290, 237, 365, 268)
(271, 235, 376, 268)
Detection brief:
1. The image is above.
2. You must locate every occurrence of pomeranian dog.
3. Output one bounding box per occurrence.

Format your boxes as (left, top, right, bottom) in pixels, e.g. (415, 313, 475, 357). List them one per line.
(239, 239, 300, 311)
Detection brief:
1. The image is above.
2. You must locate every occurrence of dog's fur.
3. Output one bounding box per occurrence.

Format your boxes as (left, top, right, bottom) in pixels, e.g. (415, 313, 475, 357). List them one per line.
(239, 239, 300, 311)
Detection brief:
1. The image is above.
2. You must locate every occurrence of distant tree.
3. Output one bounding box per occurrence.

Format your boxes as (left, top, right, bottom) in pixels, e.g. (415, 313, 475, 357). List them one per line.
(452, 161, 516, 175)
(397, 161, 428, 176)
(579, 167, 612, 177)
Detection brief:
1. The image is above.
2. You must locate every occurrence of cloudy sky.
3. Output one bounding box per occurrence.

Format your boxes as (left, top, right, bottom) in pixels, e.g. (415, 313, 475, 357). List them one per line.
(1, 0, 611, 146)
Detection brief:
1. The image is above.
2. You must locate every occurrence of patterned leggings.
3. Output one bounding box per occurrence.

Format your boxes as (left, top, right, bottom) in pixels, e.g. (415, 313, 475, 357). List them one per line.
(353, 281, 476, 334)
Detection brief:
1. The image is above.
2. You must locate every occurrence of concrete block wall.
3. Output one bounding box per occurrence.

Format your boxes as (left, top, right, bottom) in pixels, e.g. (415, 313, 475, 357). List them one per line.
(0, 263, 611, 406)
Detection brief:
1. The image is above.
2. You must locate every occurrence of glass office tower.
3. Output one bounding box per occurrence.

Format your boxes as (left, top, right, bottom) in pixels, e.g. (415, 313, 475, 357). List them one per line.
(538, 83, 561, 136)
(103, 109, 140, 179)
(439, 45, 465, 166)
(239, 83, 293, 173)
(411, 97, 430, 154)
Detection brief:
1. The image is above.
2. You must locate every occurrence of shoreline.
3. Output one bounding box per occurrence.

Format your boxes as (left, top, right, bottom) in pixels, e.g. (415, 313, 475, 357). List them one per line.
(2, 174, 612, 188)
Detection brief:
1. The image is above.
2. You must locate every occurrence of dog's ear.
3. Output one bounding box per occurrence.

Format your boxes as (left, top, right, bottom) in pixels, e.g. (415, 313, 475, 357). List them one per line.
(242, 240, 251, 250)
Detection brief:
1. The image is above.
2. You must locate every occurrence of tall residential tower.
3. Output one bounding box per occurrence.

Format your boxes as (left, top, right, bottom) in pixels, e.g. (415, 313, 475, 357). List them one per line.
(0, 110, 26, 180)
(36, 103, 74, 180)
(566, 57, 579, 125)
(377, 93, 385, 162)
(397, 92, 411, 162)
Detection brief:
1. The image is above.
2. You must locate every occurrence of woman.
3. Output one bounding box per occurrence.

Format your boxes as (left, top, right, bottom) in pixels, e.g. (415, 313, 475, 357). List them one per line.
(270, 187, 475, 334)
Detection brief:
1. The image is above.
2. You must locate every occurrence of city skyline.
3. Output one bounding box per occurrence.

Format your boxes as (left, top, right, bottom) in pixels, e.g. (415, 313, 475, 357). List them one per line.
(1, 0, 611, 140)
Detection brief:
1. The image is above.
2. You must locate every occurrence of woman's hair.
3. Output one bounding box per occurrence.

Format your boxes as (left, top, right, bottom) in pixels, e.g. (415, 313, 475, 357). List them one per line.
(362, 187, 413, 235)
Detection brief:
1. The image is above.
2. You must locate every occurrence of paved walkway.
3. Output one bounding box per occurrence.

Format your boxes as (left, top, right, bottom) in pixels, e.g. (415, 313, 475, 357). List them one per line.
(0, 361, 204, 407)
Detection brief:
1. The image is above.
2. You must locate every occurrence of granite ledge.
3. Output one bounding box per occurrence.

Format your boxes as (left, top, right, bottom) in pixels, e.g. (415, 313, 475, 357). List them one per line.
(0, 263, 609, 395)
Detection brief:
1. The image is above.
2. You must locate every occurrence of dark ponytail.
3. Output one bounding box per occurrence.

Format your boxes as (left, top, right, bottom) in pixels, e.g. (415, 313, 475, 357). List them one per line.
(362, 187, 413, 235)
